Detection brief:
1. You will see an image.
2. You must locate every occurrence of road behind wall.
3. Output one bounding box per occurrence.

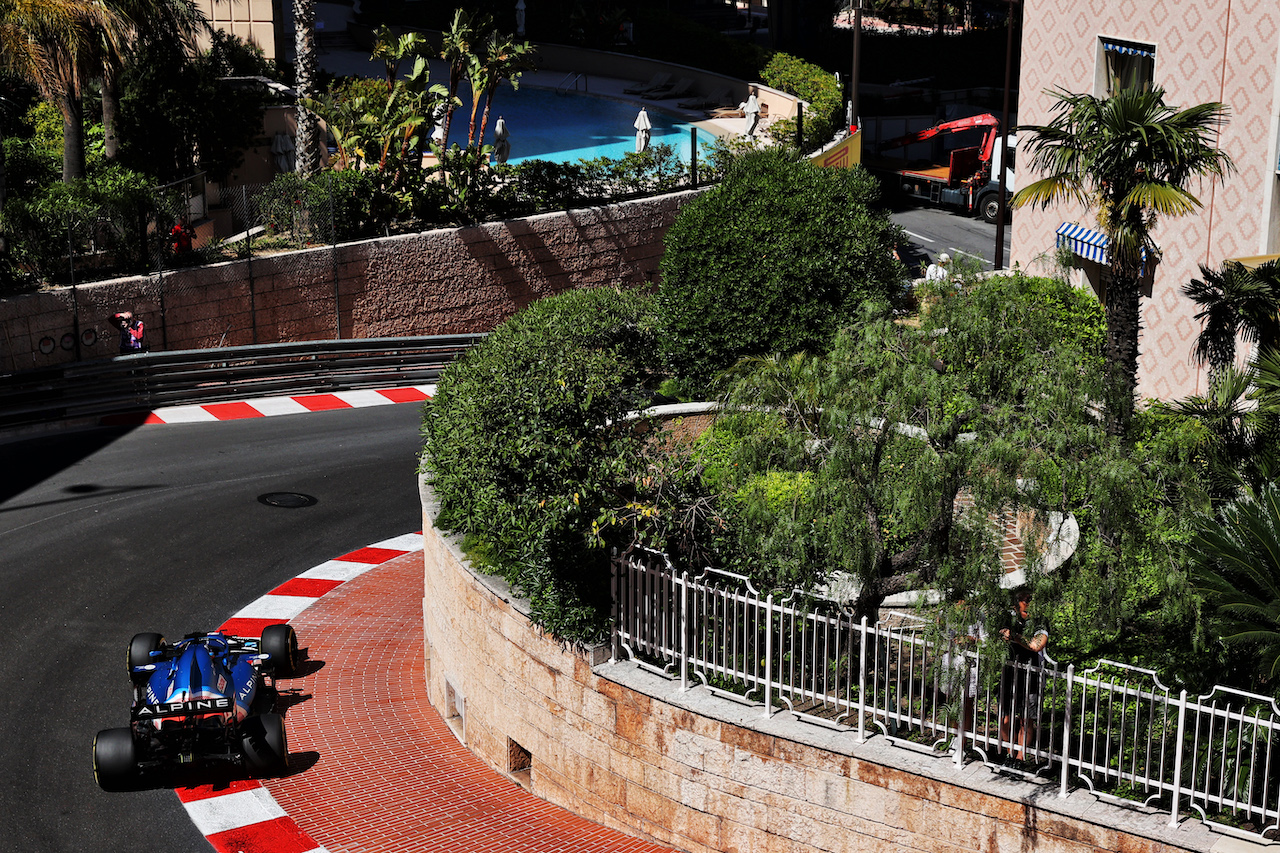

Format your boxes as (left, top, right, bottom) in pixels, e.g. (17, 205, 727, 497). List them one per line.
(0, 191, 696, 373)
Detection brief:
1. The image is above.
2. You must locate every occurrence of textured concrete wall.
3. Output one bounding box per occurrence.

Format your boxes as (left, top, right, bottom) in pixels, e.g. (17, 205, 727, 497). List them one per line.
(0, 192, 692, 373)
(1011, 0, 1280, 401)
(419, 480, 1216, 853)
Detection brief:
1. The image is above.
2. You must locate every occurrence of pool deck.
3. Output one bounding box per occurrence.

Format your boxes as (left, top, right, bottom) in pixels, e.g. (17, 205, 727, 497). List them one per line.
(315, 40, 754, 142)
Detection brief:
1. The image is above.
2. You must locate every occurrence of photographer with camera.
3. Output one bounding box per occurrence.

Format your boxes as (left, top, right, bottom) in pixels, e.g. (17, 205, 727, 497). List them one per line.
(113, 311, 147, 354)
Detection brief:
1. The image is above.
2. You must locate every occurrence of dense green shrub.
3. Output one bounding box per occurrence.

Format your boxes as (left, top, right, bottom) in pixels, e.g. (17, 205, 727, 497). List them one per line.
(117, 31, 273, 184)
(2, 164, 156, 283)
(655, 147, 906, 387)
(421, 287, 660, 642)
(760, 52, 845, 152)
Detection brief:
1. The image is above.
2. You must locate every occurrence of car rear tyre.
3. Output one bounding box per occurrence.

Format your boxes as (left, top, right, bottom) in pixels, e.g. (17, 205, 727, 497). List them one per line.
(261, 624, 299, 677)
(93, 728, 137, 791)
(242, 713, 289, 776)
(128, 632, 165, 684)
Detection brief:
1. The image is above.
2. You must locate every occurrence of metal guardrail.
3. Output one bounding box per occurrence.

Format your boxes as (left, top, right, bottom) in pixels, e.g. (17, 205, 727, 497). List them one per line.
(0, 335, 484, 429)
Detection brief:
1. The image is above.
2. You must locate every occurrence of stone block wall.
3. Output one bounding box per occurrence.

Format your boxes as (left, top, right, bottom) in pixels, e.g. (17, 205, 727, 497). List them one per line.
(0, 192, 693, 373)
(420, 480, 1218, 853)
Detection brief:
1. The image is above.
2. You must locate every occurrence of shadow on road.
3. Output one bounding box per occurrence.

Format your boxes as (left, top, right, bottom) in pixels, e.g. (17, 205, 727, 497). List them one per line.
(0, 426, 139, 504)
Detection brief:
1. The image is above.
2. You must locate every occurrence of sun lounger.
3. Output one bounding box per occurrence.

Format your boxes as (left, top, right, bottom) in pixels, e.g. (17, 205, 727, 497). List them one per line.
(624, 72, 670, 95)
(677, 87, 732, 110)
(707, 102, 770, 119)
(648, 77, 694, 100)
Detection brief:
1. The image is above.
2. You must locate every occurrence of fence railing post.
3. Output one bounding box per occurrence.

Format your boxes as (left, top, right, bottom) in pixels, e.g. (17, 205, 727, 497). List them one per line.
(679, 570, 690, 692)
(1060, 663, 1074, 798)
(857, 615, 868, 743)
(609, 549, 620, 665)
(762, 593, 774, 719)
(1169, 688, 1189, 828)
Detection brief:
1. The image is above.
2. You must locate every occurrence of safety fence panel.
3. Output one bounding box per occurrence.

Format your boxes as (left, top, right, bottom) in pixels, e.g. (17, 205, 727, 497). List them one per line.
(611, 547, 1280, 844)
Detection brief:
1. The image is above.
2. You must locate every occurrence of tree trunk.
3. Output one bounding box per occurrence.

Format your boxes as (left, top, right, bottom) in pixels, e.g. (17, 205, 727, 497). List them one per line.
(102, 62, 120, 161)
(61, 90, 86, 182)
(1103, 272, 1142, 435)
(293, 0, 321, 177)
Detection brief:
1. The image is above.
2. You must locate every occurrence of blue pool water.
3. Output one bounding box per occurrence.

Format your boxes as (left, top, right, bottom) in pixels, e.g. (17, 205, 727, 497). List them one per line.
(445, 85, 700, 165)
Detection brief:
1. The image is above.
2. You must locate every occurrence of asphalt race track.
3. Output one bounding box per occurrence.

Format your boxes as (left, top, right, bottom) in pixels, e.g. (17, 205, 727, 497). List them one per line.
(0, 403, 428, 852)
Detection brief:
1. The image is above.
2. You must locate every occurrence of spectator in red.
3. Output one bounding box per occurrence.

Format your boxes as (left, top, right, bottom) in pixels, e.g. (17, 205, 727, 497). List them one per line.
(170, 221, 194, 254)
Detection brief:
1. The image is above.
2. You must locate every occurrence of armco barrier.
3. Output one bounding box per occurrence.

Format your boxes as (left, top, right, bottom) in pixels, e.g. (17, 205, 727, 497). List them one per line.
(0, 334, 483, 429)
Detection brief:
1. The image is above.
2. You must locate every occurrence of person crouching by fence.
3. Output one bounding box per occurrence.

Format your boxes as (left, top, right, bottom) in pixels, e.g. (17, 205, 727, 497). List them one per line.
(114, 311, 146, 354)
(998, 586, 1048, 763)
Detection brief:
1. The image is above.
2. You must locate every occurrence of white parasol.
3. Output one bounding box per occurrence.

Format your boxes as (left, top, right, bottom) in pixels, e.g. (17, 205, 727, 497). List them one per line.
(493, 117, 511, 164)
(634, 107, 652, 153)
(270, 132, 296, 172)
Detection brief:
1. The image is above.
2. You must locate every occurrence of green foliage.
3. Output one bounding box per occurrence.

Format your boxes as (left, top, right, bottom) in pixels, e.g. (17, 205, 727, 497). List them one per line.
(1035, 403, 1213, 684)
(1012, 87, 1234, 433)
(421, 287, 661, 642)
(251, 169, 406, 245)
(116, 30, 271, 183)
(655, 148, 906, 387)
(760, 52, 844, 152)
(2, 163, 157, 282)
(1187, 482, 1280, 690)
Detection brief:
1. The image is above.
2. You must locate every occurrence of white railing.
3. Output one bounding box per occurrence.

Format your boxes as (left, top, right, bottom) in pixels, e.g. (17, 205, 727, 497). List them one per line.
(611, 547, 1280, 843)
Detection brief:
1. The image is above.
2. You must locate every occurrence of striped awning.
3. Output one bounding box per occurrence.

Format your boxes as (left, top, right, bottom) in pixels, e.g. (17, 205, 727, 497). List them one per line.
(1056, 222, 1110, 263)
(1102, 39, 1155, 58)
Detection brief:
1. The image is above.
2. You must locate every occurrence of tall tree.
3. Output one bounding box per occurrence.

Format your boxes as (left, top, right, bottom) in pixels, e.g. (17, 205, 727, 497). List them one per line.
(706, 274, 1111, 623)
(467, 29, 535, 148)
(0, 0, 120, 181)
(293, 0, 320, 176)
(438, 8, 485, 152)
(99, 0, 208, 161)
(1011, 87, 1233, 435)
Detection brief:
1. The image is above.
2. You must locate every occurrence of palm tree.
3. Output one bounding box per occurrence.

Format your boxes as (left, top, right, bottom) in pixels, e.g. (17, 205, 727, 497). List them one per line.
(1184, 259, 1280, 375)
(1188, 481, 1280, 686)
(467, 29, 536, 149)
(438, 8, 486, 152)
(1160, 366, 1274, 502)
(1011, 87, 1234, 435)
(293, 0, 320, 176)
(0, 0, 121, 181)
(98, 0, 208, 161)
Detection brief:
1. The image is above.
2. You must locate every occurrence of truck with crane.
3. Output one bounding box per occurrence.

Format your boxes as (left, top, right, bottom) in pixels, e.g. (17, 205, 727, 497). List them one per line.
(865, 113, 1016, 223)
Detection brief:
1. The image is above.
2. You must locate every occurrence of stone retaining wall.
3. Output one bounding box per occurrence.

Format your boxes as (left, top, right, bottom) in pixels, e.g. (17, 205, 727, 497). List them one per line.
(419, 479, 1219, 853)
(0, 191, 695, 373)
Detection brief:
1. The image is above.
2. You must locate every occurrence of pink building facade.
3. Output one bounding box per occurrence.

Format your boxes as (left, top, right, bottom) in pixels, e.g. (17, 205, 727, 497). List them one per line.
(1011, 0, 1280, 401)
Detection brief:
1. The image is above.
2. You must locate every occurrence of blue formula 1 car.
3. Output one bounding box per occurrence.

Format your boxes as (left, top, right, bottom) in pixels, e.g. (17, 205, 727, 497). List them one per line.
(93, 625, 300, 791)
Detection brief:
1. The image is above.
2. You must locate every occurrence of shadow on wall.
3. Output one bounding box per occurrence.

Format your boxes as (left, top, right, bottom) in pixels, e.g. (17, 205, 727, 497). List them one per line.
(0, 191, 701, 375)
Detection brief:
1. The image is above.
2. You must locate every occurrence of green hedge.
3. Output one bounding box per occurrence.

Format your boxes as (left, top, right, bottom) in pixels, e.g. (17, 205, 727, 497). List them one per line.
(655, 148, 906, 386)
(420, 287, 660, 642)
(760, 53, 844, 152)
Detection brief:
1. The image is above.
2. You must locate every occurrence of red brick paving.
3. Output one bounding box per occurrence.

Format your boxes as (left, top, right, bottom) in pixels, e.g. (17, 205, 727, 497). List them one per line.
(265, 550, 674, 853)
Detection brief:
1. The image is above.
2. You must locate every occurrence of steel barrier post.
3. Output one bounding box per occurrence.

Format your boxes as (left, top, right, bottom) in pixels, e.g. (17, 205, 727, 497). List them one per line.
(1060, 663, 1073, 798)
(1169, 688, 1188, 827)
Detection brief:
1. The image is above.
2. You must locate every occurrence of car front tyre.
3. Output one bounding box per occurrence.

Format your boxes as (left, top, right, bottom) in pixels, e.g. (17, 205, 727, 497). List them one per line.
(93, 728, 137, 791)
(128, 632, 165, 684)
(261, 624, 299, 677)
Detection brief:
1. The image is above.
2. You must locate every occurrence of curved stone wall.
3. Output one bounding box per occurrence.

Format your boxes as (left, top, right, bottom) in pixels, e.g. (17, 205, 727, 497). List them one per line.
(0, 191, 695, 373)
(419, 478, 1216, 853)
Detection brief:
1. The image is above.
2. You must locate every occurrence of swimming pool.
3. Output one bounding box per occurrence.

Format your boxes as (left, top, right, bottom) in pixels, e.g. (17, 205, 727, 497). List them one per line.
(444, 85, 700, 165)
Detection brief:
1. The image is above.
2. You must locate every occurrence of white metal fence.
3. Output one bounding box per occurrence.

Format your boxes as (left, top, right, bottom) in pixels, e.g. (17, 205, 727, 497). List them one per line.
(611, 547, 1280, 843)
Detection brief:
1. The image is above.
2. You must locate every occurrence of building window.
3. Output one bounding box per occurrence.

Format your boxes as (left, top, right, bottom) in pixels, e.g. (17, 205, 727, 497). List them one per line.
(1097, 38, 1156, 96)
